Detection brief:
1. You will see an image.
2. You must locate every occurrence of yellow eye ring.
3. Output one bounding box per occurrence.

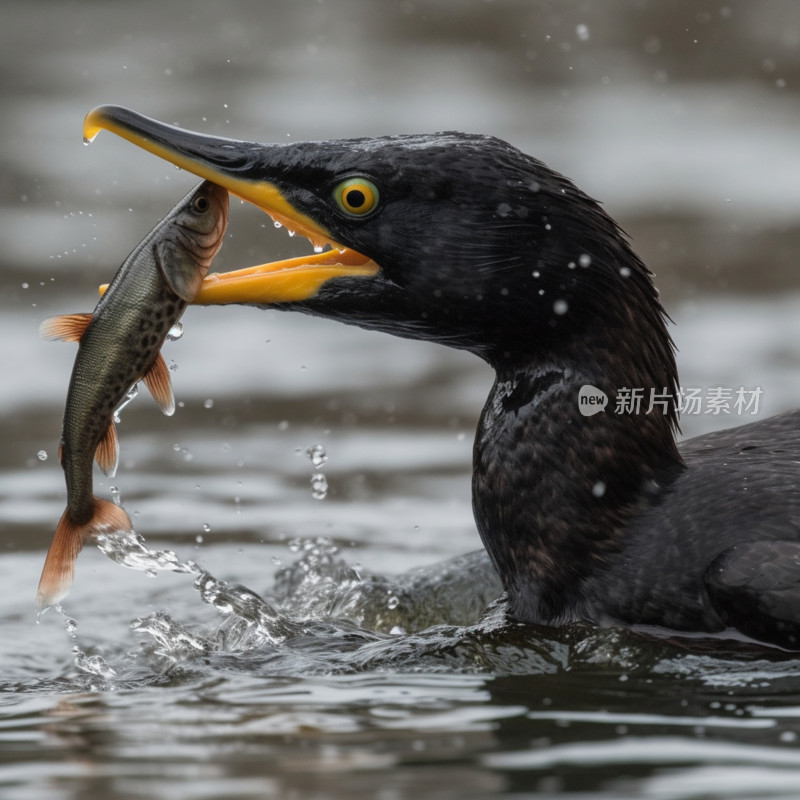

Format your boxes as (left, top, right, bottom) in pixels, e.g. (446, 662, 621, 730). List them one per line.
(334, 178, 379, 217)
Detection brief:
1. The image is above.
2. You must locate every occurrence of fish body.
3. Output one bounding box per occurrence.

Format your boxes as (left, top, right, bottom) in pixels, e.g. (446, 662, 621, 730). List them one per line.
(37, 180, 229, 607)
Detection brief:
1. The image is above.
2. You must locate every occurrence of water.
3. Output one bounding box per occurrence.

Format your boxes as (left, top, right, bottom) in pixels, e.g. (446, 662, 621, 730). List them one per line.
(4, 1, 800, 798)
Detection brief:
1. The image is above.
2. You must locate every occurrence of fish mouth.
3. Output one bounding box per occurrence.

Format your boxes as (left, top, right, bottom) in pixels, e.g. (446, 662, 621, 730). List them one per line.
(83, 105, 379, 305)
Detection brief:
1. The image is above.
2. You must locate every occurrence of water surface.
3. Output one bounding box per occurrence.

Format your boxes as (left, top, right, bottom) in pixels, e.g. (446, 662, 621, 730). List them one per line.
(3, 2, 800, 798)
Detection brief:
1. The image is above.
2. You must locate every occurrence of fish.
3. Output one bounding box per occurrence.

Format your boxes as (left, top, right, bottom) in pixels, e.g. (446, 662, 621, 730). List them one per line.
(37, 180, 229, 608)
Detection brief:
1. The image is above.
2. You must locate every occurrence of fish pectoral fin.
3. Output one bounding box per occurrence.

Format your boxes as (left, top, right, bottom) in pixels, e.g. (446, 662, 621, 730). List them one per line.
(94, 422, 120, 477)
(39, 313, 93, 342)
(37, 499, 133, 608)
(154, 240, 207, 303)
(142, 353, 175, 416)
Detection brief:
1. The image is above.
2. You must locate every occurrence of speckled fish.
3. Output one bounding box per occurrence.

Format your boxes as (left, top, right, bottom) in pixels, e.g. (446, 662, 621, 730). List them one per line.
(37, 180, 229, 608)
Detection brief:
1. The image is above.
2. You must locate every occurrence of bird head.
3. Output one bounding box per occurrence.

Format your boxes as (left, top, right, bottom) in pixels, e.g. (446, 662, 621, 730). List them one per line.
(84, 105, 675, 386)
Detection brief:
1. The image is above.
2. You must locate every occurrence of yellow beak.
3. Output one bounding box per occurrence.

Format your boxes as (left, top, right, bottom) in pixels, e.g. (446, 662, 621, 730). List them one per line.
(84, 105, 379, 305)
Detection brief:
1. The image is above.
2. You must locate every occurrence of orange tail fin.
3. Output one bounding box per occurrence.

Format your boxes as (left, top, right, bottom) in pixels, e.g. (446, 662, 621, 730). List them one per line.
(36, 498, 133, 608)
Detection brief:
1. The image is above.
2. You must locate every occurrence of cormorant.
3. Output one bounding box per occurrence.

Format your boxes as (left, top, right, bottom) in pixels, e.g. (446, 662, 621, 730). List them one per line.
(82, 105, 800, 650)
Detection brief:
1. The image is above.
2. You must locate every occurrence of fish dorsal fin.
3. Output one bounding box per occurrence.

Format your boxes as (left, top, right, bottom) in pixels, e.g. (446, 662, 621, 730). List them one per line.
(39, 313, 93, 342)
(94, 422, 119, 478)
(142, 353, 175, 416)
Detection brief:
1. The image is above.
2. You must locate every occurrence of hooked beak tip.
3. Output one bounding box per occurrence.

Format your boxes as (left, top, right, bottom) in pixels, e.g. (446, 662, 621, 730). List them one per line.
(83, 105, 382, 307)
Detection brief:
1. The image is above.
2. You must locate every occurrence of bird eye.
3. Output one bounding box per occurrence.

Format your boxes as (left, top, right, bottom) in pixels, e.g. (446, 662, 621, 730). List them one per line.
(192, 195, 210, 213)
(334, 178, 379, 217)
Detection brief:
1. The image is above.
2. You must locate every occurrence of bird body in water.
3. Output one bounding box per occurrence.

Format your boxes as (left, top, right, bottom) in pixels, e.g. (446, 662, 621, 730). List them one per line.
(83, 105, 800, 649)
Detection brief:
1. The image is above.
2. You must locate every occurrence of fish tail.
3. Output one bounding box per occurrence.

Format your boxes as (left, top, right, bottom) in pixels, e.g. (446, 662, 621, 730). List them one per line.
(36, 499, 132, 608)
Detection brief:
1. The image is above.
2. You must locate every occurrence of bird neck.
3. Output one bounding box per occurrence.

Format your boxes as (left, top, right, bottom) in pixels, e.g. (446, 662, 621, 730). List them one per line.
(472, 351, 684, 625)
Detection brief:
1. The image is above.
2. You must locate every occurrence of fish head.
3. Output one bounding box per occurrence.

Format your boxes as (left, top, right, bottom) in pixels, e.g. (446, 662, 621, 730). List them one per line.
(156, 180, 230, 302)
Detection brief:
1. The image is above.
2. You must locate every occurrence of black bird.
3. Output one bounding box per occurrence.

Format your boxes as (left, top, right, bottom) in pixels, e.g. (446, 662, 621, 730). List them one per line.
(83, 105, 800, 649)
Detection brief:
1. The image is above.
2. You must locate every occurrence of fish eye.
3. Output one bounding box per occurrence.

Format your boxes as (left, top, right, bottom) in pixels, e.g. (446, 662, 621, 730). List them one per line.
(333, 178, 379, 217)
(192, 195, 210, 213)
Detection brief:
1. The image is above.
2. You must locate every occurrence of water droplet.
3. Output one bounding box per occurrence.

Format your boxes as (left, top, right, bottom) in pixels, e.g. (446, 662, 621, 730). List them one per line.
(37, 450, 48, 461)
(576, 23, 590, 41)
(203, 398, 214, 409)
(114, 384, 139, 422)
(110, 485, 121, 504)
(167, 322, 184, 341)
(579, 253, 592, 267)
(592, 481, 606, 498)
(306, 444, 328, 468)
(195, 534, 204, 544)
(64, 618, 78, 637)
(553, 299, 568, 315)
(387, 595, 399, 610)
(273, 220, 283, 229)
(619, 267, 632, 278)
(287, 229, 296, 237)
(312, 243, 324, 254)
(311, 473, 328, 500)
(202, 523, 211, 533)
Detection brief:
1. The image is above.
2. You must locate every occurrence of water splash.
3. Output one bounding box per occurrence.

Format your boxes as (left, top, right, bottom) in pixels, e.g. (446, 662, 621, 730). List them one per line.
(72, 646, 118, 681)
(94, 529, 198, 577)
(44, 608, 121, 685)
(94, 529, 305, 653)
(193, 570, 301, 648)
(130, 612, 212, 662)
(46, 522, 513, 681)
(44, 530, 690, 681)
